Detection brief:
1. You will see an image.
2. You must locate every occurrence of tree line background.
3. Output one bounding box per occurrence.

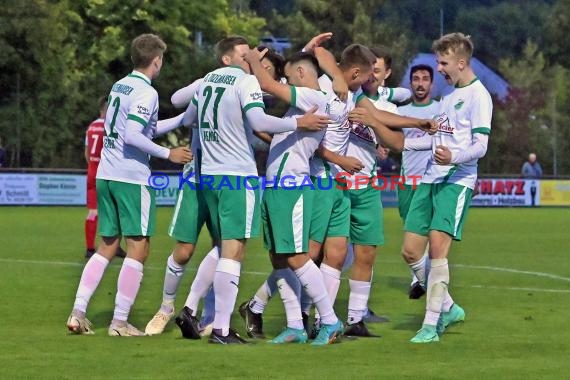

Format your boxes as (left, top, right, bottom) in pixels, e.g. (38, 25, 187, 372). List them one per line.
(0, 0, 568, 175)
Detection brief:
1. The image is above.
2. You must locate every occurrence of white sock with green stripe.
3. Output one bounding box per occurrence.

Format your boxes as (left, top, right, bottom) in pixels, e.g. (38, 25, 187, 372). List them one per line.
(161, 253, 185, 313)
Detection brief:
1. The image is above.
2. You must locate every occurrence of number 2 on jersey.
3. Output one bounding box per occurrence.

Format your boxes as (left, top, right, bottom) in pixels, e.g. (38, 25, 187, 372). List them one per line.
(200, 86, 226, 130)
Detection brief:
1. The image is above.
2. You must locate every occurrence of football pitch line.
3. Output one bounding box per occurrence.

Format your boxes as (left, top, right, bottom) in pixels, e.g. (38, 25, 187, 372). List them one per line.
(1, 257, 570, 294)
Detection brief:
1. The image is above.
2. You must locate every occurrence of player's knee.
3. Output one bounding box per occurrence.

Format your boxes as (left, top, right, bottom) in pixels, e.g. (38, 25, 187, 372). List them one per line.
(401, 244, 420, 264)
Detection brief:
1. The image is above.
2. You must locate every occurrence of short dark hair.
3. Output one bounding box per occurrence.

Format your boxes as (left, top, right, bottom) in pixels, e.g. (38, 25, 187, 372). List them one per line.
(256, 46, 285, 80)
(287, 52, 320, 72)
(369, 46, 392, 70)
(339, 44, 376, 71)
(215, 36, 249, 65)
(131, 34, 167, 68)
(410, 64, 434, 82)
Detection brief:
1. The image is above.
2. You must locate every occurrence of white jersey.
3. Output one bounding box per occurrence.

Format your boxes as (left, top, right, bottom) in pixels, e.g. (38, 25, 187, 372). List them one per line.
(97, 71, 159, 185)
(422, 78, 492, 189)
(398, 99, 440, 185)
(192, 65, 264, 176)
(310, 75, 365, 178)
(345, 94, 399, 180)
(266, 86, 329, 187)
(378, 86, 411, 103)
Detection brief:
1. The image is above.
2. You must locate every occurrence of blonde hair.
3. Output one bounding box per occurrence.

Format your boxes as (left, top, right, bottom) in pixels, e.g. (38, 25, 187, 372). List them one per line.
(131, 34, 167, 68)
(432, 33, 474, 62)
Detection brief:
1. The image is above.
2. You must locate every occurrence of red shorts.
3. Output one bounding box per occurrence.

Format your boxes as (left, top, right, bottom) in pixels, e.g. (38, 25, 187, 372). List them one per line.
(87, 171, 97, 209)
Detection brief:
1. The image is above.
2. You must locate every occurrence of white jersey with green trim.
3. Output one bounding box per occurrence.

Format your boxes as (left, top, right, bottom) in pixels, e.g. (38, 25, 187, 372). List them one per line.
(398, 99, 440, 185)
(192, 65, 264, 176)
(97, 71, 159, 185)
(422, 78, 492, 189)
(310, 75, 365, 178)
(265, 86, 329, 187)
(345, 95, 399, 180)
(379, 86, 411, 103)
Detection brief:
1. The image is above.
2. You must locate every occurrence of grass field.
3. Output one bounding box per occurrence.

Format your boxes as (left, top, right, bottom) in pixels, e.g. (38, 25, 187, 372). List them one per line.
(0, 206, 569, 379)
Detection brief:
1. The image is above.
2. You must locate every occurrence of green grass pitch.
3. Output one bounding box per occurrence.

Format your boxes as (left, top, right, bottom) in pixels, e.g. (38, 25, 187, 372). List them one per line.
(0, 207, 569, 379)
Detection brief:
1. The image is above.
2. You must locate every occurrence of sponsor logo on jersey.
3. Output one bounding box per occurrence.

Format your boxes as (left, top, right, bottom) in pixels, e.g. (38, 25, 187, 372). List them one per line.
(350, 121, 375, 143)
(251, 92, 263, 101)
(137, 105, 151, 116)
(454, 99, 465, 110)
(435, 112, 454, 134)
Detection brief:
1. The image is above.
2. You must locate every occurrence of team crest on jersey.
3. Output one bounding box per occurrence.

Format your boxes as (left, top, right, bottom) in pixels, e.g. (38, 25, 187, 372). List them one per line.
(350, 121, 375, 142)
(435, 112, 454, 134)
(251, 92, 263, 101)
(454, 99, 465, 110)
(137, 105, 151, 116)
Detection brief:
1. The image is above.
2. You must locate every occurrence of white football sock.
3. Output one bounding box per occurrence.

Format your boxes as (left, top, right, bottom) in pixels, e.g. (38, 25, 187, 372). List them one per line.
(113, 258, 144, 322)
(347, 279, 371, 324)
(276, 278, 304, 330)
(424, 258, 449, 326)
(409, 254, 427, 289)
(184, 246, 219, 315)
(212, 258, 241, 336)
(161, 253, 185, 313)
(73, 253, 109, 315)
(295, 261, 338, 326)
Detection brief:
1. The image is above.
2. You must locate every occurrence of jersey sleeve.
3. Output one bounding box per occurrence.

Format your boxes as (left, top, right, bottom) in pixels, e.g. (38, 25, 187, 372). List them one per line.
(291, 86, 327, 114)
(238, 75, 265, 113)
(127, 87, 158, 128)
(388, 87, 412, 103)
(470, 88, 493, 135)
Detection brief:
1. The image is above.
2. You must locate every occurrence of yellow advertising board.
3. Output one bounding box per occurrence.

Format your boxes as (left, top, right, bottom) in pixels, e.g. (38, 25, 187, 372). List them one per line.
(539, 180, 570, 206)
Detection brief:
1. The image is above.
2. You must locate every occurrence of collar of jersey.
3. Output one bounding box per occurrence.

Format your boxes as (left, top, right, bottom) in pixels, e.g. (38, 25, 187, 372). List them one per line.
(455, 76, 479, 88)
(411, 99, 434, 107)
(227, 65, 246, 73)
(129, 71, 152, 85)
(366, 92, 380, 101)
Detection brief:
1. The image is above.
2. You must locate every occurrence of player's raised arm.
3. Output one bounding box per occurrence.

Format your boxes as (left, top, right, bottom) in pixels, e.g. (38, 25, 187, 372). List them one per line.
(244, 48, 292, 104)
(313, 47, 348, 102)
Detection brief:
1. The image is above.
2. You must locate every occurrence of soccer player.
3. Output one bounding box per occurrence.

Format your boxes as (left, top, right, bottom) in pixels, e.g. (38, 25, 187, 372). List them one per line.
(317, 46, 406, 337)
(66, 33, 193, 336)
(84, 97, 127, 260)
(398, 64, 440, 299)
(179, 36, 329, 344)
(306, 43, 435, 336)
(146, 47, 286, 337)
(84, 97, 107, 258)
(243, 50, 345, 344)
(402, 33, 493, 343)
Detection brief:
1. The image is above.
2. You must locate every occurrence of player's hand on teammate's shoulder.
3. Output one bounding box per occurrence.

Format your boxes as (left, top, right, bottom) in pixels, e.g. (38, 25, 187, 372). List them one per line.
(168, 146, 193, 164)
(296, 105, 331, 131)
(244, 48, 266, 64)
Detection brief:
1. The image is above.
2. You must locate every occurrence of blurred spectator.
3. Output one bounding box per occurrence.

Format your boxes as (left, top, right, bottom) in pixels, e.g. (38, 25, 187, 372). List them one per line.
(521, 153, 543, 178)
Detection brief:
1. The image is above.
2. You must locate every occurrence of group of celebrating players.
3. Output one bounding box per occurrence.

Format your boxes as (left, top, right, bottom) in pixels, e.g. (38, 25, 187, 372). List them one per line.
(70, 30, 492, 345)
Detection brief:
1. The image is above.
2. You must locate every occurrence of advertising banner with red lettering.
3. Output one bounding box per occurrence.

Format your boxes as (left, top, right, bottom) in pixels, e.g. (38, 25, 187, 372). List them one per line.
(472, 179, 540, 207)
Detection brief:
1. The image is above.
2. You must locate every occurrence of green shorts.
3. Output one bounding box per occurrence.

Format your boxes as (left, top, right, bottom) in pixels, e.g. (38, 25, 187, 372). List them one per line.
(168, 185, 216, 244)
(262, 187, 314, 254)
(404, 183, 473, 241)
(309, 177, 350, 243)
(347, 185, 384, 246)
(397, 183, 416, 222)
(201, 175, 260, 240)
(96, 179, 156, 237)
